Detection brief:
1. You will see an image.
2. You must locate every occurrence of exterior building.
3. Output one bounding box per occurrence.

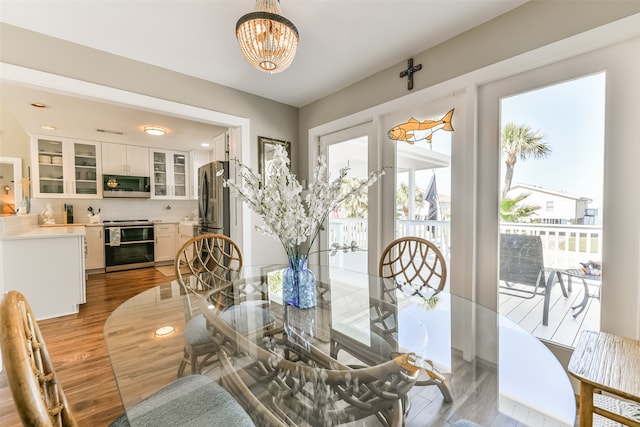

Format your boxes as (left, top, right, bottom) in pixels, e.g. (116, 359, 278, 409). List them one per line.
(506, 184, 593, 224)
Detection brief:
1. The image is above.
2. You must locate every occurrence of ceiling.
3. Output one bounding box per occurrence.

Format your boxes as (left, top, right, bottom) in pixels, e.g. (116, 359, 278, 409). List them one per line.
(0, 0, 527, 151)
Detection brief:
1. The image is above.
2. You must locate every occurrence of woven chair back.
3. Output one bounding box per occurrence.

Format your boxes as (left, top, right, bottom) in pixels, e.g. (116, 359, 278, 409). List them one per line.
(0, 291, 79, 427)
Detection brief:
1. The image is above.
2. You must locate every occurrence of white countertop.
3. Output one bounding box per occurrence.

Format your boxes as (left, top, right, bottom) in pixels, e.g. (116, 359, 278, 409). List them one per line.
(2, 225, 85, 240)
(0, 215, 85, 240)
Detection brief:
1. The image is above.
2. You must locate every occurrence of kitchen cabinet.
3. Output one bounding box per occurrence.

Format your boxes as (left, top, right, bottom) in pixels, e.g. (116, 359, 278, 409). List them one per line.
(0, 222, 86, 320)
(102, 142, 149, 176)
(31, 137, 102, 198)
(85, 225, 105, 271)
(150, 149, 189, 199)
(154, 223, 176, 264)
(177, 221, 196, 249)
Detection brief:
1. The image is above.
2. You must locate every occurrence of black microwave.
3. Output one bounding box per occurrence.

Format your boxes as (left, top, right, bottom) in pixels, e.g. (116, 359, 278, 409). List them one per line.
(103, 175, 151, 198)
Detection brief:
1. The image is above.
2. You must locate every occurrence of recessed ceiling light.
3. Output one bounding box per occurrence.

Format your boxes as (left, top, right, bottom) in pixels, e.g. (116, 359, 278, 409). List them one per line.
(154, 325, 176, 338)
(201, 143, 210, 147)
(31, 103, 48, 109)
(41, 125, 57, 131)
(144, 126, 166, 136)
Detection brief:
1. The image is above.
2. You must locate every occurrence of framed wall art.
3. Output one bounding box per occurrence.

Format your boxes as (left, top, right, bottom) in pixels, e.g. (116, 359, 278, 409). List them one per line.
(258, 136, 291, 185)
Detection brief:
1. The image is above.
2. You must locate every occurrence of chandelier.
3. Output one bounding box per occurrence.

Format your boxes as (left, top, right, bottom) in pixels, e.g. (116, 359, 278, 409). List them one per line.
(236, 0, 299, 73)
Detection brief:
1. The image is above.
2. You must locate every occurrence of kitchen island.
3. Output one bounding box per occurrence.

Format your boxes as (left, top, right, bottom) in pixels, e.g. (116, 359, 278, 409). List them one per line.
(0, 214, 86, 319)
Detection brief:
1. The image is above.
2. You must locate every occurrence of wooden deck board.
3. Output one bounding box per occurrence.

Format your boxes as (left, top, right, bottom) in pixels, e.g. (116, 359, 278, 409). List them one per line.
(500, 279, 601, 348)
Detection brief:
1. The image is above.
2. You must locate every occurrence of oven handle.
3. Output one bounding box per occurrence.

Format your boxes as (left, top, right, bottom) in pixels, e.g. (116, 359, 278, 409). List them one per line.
(104, 225, 155, 230)
(105, 240, 155, 247)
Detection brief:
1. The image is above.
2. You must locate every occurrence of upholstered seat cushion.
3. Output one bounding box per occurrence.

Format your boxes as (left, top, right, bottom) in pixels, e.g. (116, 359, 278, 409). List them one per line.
(220, 303, 275, 334)
(184, 314, 215, 346)
(185, 303, 275, 347)
(109, 374, 254, 427)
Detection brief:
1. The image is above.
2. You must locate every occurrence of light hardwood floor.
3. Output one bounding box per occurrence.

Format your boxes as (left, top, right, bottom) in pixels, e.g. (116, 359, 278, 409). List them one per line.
(0, 268, 173, 427)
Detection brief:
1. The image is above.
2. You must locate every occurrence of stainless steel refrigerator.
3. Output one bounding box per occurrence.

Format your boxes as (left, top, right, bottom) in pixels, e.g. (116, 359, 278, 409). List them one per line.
(197, 161, 229, 236)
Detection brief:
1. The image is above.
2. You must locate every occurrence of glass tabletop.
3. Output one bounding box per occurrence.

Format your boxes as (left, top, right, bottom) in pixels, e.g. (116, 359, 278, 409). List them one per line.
(104, 265, 576, 426)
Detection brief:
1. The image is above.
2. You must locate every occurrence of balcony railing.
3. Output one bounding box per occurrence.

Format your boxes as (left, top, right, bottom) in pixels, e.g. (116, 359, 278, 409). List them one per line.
(329, 218, 602, 270)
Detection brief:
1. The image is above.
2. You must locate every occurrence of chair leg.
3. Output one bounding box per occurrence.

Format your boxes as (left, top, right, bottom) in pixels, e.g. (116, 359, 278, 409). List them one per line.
(177, 347, 189, 377)
(177, 360, 187, 378)
(191, 353, 199, 374)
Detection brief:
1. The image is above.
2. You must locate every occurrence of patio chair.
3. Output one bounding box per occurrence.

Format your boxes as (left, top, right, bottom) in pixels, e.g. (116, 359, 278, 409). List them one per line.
(0, 290, 255, 427)
(499, 233, 568, 326)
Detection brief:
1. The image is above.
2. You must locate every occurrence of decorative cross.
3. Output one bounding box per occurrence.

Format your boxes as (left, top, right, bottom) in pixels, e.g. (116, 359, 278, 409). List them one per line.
(399, 58, 422, 90)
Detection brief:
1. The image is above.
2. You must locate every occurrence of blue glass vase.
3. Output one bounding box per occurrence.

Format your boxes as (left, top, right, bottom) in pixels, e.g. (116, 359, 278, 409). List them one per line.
(283, 256, 316, 309)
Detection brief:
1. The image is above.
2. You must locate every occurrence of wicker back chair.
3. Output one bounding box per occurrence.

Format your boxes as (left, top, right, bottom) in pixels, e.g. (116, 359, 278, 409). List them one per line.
(174, 233, 243, 376)
(0, 290, 79, 427)
(0, 291, 256, 427)
(379, 236, 447, 291)
(330, 236, 453, 405)
(175, 234, 275, 378)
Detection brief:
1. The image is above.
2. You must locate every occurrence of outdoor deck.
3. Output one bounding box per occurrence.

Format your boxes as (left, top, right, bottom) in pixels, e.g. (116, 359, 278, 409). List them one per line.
(499, 276, 601, 348)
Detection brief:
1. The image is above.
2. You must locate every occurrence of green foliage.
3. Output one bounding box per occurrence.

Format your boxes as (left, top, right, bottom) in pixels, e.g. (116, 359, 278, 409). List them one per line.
(396, 182, 425, 218)
(500, 192, 541, 222)
(340, 177, 369, 218)
(501, 122, 551, 197)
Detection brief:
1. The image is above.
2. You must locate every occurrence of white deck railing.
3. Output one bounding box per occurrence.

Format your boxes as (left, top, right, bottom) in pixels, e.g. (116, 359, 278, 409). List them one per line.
(329, 219, 602, 270)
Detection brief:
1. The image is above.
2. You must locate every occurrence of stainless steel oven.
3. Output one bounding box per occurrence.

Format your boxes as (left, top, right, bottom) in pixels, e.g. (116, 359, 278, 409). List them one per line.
(104, 220, 155, 272)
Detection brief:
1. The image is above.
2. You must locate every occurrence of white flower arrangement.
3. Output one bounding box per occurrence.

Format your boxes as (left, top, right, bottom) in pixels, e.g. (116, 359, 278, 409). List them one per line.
(222, 145, 384, 259)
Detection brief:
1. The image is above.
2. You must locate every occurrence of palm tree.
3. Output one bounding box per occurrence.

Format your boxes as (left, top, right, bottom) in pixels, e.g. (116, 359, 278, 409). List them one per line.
(500, 192, 541, 222)
(501, 122, 551, 198)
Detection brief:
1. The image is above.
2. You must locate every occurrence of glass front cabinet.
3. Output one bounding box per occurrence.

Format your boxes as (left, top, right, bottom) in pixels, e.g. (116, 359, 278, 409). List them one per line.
(31, 137, 102, 198)
(150, 149, 188, 199)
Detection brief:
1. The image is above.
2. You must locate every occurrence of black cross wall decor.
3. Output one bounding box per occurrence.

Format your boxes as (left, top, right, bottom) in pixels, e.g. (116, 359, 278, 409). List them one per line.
(399, 58, 422, 90)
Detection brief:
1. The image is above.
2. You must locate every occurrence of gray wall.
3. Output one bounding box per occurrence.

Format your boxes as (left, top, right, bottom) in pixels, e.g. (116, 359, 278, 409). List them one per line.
(297, 0, 640, 174)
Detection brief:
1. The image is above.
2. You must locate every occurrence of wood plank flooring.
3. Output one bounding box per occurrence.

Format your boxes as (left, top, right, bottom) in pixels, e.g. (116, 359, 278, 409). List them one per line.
(0, 268, 173, 427)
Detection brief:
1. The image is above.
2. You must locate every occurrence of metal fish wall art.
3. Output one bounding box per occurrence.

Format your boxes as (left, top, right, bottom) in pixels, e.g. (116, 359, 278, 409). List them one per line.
(388, 108, 455, 145)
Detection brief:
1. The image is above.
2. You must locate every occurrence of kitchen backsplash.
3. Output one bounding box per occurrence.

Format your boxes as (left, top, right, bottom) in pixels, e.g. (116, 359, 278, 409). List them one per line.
(30, 198, 199, 224)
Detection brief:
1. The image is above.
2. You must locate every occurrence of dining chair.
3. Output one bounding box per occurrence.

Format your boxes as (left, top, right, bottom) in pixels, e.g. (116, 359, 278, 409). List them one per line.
(175, 233, 274, 376)
(0, 290, 255, 427)
(378, 236, 448, 290)
(197, 296, 419, 427)
(331, 236, 453, 404)
(499, 233, 568, 326)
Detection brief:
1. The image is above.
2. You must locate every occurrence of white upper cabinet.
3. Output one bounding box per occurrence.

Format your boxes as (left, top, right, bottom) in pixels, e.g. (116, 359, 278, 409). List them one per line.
(102, 142, 149, 176)
(31, 137, 102, 199)
(150, 149, 189, 199)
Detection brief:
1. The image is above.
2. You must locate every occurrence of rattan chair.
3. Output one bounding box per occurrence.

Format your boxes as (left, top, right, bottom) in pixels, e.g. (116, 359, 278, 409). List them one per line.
(332, 236, 452, 404)
(175, 233, 274, 376)
(378, 236, 447, 290)
(0, 290, 255, 427)
(197, 296, 418, 427)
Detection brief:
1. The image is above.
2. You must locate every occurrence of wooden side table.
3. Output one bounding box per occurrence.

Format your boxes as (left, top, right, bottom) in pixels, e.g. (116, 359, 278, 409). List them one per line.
(569, 330, 640, 427)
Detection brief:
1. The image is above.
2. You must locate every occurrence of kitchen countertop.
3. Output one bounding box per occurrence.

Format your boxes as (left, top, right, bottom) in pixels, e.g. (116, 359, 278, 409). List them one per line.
(3, 225, 85, 240)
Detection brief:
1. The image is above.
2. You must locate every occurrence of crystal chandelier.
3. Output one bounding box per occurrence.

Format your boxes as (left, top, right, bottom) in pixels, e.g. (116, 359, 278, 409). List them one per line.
(236, 0, 299, 73)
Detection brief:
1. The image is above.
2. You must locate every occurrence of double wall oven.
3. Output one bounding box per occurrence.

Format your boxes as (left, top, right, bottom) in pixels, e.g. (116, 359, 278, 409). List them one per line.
(104, 220, 154, 272)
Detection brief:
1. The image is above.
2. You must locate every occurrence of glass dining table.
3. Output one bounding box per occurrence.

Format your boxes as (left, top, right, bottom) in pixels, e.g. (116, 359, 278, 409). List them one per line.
(104, 265, 576, 426)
